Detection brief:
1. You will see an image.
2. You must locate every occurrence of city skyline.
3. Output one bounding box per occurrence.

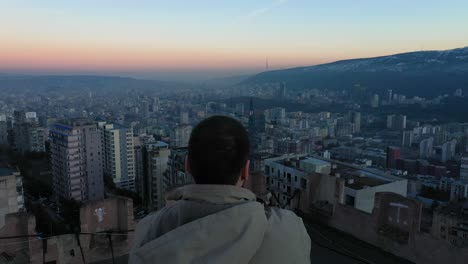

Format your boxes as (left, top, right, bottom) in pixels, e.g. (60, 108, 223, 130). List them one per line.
(1, 0, 468, 80)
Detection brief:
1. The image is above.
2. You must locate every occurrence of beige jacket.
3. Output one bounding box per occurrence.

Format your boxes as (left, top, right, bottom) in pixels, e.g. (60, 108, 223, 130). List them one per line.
(129, 184, 311, 264)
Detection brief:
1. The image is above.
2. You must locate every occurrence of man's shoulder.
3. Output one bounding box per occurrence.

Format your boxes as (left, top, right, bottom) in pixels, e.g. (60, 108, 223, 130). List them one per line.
(266, 207, 306, 235)
(252, 207, 311, 263)
(268, 207, 302, 222)
(133, 204, 180, 247)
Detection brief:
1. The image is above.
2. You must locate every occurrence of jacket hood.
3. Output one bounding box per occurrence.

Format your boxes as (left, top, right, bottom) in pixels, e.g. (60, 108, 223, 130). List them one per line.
(166, 184, 257, 204)
(131, 185, 269, 264)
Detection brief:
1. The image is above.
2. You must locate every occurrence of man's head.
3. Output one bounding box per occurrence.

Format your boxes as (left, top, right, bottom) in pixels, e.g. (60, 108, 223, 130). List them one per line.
(187, 116, 250, 186)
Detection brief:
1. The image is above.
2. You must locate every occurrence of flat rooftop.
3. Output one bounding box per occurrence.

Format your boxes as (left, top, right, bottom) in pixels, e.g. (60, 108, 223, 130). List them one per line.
(345, 175, 389, 190)
(301, 157, 331, 166)
(0, 167, 16, 177)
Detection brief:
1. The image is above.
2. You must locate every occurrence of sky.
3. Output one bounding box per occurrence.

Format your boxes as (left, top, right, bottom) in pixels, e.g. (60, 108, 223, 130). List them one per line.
(1, 0, 468, 81)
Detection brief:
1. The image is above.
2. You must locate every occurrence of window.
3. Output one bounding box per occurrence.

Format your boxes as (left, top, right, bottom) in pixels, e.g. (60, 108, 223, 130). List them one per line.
(300, 178, 307, 189)
(345, 195, 355, 206)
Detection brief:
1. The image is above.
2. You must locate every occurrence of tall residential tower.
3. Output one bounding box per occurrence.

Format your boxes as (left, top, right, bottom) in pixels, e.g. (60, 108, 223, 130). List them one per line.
(49, 120, 104, 201)
(98, 122, 136, 191)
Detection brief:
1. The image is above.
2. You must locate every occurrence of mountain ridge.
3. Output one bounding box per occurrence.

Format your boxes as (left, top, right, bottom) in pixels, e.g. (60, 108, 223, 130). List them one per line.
(244, 46, 468, 98)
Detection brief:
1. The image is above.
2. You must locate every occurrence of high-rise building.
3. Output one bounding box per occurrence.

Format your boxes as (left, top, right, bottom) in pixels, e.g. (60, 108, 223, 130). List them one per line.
(145, 141, 171, 211)
(152, 97, 160, 112)
(170, 125, 192, 148)
(454, 88, 463, 97)
(180, 112, 189, 125)
(460, 156, 468, 182)
(235, 103, 245, 116)
(268, 107, 286, 123)
(140, 100, 150, 118)
(387, 115, 395, 129)
(387, 115, 406, 130)
(387, 89, 393, 104)
(165, 147, 192, 190)
(133, 133, 155, 198)
(49, 120, 104, 202)
(13, 123, 46, 153)
(386, 146, 401, 169)
(394, 115, 407, 130)
(336, 117, 353, 137)
(13, 110, 27, 124)
(371, 94, 379, 108)
(279, 82, 287, 98)
(440, 140, 457, 162)
(248, 98, 260, 161)
(402, 130, 413, 147)
(98, 122, 136, 191)
(350, 111, 361, 133)
(0, 117, 8, 145)
(419, 137, 434, 159)
(450, 181, 468, 201)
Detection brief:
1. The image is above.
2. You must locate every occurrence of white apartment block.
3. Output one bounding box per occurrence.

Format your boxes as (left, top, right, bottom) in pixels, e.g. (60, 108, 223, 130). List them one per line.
(98, 122, 135, 191)
(264, 154, 331, 206)
(344, 171, 408, 213)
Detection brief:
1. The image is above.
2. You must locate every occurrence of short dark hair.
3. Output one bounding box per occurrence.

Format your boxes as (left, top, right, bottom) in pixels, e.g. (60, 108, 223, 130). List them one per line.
(188, 116, 249, 185)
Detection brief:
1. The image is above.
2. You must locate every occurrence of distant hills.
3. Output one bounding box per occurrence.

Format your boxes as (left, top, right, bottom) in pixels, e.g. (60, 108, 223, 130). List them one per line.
(244, 47, 468, 98)
(0, 75, 189, 95)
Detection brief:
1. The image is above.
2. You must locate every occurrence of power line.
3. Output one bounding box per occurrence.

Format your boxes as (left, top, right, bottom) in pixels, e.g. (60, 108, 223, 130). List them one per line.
(0, 238, 39, 246)
(0, 229, 135, 240)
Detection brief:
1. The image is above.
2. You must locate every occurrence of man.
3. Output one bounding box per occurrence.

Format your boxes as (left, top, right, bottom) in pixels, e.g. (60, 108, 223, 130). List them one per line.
(130, 116, 311, 264)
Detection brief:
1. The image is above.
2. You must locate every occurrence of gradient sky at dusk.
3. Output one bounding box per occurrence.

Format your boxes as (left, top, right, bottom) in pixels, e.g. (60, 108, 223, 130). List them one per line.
(1, 0, 468, 80)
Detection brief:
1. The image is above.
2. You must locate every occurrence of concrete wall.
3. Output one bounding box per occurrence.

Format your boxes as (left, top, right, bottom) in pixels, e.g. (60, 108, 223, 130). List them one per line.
(316, 192, 468, 264)
(0, 174, 20, 228)
(80, 197, 134, 233)
(28, 197, 135, 264)
(0, 213, 30, 261)
(352, 179, 408, 214)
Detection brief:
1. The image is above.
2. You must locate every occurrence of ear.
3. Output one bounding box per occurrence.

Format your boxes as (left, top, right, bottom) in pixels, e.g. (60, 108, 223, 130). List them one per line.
(240, 160, 250, 183)
(185, 155, 191, 176)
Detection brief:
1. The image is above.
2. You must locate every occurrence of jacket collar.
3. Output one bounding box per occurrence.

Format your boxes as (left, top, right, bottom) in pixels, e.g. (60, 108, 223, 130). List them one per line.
(166, 184, 256, 204)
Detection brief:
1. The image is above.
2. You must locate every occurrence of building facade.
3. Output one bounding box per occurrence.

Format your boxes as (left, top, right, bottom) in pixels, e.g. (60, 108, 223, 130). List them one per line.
(98, 122, 135, 191)
(264, 154, 331, 207)
(431, 205, 468, 248)
(145, 141, 171, 211)
(461, 156, 468, 182)
(49, 120, 104, 202)
(386, 146, 401, 169)
(344, 172, 408, 214)
(0, 116, 7, 145)
(13, 123, 46, 153)
(0, 168, 24, 228)
(420, 137, 434, 159)
(170, 125, 192, 148)
(165, 147, 193, 197)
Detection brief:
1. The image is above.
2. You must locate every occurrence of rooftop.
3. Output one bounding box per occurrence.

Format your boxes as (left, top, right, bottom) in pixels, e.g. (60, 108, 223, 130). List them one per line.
(148, 141, 169, 148)
(0, 167, 16, 177)
(345, 174, 389, 190)
(301, 157, 331, 166)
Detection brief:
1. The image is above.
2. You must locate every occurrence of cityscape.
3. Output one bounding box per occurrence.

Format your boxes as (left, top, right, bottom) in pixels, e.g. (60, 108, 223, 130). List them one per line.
(1, 1, 468, 264)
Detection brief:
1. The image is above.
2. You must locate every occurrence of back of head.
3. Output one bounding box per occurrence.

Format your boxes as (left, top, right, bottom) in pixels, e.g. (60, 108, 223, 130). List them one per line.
(188, 116, 249, 185)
